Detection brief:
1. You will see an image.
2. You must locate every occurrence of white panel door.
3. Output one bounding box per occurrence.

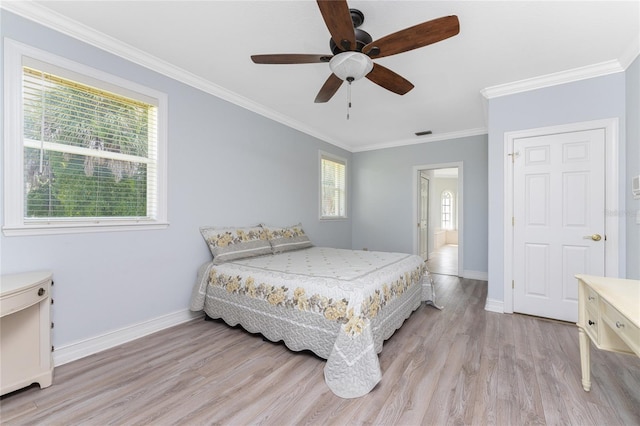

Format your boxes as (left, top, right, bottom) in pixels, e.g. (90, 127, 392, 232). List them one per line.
(513, 129, 605, 322)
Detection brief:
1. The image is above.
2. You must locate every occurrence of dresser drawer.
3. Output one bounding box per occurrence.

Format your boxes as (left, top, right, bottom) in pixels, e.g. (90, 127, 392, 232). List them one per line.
(601, 299, 640, 356)
(0, 282, 49, 318)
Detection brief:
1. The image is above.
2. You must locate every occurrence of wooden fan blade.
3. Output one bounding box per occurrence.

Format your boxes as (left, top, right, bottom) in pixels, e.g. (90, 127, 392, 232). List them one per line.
(251, 54, 332, 64)
(363, 15, 459, 59)
(316, 0, 356, 51)
(315, 74, 343, 103)
(365, 63, 414, 95)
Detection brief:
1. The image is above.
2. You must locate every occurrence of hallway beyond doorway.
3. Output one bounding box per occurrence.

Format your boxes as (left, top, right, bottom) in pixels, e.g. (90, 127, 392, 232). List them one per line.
(426, 244, 458, 276)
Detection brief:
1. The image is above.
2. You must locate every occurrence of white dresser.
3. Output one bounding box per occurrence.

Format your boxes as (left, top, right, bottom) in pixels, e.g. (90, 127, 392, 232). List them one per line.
(576, 274, 640, 392)
(0, 271, 54, 395)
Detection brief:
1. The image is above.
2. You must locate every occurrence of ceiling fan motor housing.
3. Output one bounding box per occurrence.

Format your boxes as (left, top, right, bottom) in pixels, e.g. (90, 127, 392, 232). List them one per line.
(329, 9, 371, 55)
(330, 28, 373, 54)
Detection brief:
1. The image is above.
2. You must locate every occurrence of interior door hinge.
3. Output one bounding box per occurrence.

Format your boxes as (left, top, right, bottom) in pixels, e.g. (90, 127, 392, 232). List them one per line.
(512, 216, 515, 226)
(512, 280, 515, 289)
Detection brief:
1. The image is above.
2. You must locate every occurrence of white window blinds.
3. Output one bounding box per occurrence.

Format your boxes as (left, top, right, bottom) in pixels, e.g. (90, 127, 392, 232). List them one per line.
(320, 154, 347, 219)
(22, 66, 158, 221)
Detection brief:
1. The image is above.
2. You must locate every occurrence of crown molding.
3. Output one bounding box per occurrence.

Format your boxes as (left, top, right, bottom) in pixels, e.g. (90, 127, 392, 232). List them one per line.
(352, 127, 488, 153)
(480, 59, 625, 100)
(0, 2, 350, 151)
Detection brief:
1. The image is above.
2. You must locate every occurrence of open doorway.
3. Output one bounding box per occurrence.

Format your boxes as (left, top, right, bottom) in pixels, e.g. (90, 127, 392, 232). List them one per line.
(414, 163, 463, 277)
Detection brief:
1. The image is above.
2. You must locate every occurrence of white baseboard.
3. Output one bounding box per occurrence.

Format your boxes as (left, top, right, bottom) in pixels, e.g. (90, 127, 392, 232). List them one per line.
(463, 270, 488, 281)
(484, 298, 504, 313)
(53, 309, 204, 366)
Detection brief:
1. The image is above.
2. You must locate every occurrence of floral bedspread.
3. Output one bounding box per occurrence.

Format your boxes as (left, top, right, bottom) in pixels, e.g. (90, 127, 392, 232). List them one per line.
(190, 247, 433, 398)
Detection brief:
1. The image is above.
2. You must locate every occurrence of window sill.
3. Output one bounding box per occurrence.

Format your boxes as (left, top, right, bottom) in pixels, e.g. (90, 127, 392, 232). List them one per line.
(3, 221, 170, 236)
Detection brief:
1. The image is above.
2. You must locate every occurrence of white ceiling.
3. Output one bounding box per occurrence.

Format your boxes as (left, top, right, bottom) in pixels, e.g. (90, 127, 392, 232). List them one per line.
(5, 1, 640, 152)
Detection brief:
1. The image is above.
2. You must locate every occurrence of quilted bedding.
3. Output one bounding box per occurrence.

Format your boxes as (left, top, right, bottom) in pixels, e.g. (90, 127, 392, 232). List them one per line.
(190, 246, 434, 398)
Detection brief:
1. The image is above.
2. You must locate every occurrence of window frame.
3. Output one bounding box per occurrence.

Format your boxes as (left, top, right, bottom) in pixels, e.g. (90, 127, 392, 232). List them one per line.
(319, 151, 348, 220)
(3, 39, 168, 236)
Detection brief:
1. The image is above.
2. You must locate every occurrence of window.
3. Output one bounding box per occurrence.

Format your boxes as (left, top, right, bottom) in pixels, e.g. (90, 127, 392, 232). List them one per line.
(3, 39, 167, 235)
(441, 191, 453, 229)
(320, 152, 347, 219)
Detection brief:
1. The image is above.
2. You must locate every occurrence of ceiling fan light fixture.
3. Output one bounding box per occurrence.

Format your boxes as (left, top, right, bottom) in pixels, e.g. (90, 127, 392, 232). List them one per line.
(329, 51, 373, 81)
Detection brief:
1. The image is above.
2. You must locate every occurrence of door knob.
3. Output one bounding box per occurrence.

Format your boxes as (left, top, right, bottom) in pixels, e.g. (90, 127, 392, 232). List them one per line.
(583, 234, 602, 241)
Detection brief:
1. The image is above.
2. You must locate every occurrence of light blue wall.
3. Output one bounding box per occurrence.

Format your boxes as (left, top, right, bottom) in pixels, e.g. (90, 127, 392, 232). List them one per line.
(0, 11, 351, 349)
(351, 135, 489, 274)
(626, 56, 640, 279)
(487, 73, 628, 303)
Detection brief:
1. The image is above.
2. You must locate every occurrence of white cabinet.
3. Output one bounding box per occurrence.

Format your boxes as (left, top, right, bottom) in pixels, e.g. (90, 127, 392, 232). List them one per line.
(1, 271, 54, 395)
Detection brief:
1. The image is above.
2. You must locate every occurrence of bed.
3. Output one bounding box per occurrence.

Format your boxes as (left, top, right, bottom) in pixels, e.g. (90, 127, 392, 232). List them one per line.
(190, 224, 437, 398)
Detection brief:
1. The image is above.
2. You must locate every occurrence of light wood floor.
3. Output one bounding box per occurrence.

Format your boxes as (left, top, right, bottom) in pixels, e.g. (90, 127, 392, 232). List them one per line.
(426, 244, 458, 276)
(2, 276, 639, 425)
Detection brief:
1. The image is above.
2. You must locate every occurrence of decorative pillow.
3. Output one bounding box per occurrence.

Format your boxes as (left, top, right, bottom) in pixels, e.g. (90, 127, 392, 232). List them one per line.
(200, 226, 271, 264)
(263, 223, 313, 254)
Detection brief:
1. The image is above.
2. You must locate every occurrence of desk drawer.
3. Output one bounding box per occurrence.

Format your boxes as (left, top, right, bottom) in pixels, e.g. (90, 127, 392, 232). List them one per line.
(0, 283, 49, 317)
(585, 286, 599, 308)
(601, 299, 640, 356)
(584, 304, 599, 342)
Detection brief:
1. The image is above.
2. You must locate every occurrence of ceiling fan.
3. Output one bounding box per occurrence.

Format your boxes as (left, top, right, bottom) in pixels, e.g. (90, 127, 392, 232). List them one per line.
(251, 0, 460, 104)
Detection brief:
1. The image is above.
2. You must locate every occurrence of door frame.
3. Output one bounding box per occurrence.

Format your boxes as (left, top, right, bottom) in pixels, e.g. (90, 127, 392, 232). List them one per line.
(413, 162, 464, 277)
(503, 118, 621, 314)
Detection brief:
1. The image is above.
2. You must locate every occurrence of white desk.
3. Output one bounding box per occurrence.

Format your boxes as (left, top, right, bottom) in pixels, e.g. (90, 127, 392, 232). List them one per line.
(576, 274, 640, 391)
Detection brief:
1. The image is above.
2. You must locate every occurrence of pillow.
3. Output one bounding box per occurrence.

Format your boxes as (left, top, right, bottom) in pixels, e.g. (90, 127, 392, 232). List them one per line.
(263, 223, 313, 254)
(200, 226, 272, 264)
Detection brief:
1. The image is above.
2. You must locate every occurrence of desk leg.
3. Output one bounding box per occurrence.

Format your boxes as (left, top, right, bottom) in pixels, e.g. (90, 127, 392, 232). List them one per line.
(578, 326, 591, 391)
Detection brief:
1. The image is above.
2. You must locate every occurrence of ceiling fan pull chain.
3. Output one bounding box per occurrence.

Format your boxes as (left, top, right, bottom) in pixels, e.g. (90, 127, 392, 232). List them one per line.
(347, 78, 353, 120)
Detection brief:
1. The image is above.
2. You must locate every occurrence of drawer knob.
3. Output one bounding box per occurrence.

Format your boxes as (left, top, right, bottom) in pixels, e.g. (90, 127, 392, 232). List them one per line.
(616, 321, 625, 328)
(588, 320, 596, 326)
(37, 287, 45, 296)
